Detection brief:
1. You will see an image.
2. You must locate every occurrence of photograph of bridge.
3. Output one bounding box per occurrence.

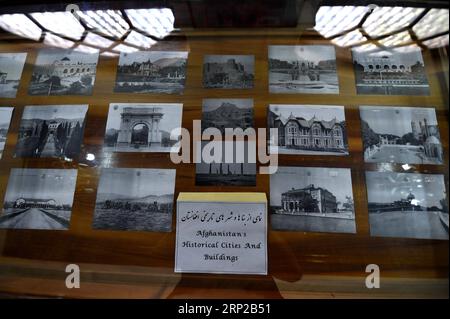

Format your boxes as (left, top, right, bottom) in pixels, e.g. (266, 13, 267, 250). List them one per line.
(14, 104, 88, 159)
(270, 166, 355, 234)
(203, 55, 254, 89)
(0, 107, 13, 159)
(92, 168, 176, 232)
(269, 45, 339, 94)
(0, 52, 27, 98)
(366, 171, 448, 240)
(0, 168, 78, 230)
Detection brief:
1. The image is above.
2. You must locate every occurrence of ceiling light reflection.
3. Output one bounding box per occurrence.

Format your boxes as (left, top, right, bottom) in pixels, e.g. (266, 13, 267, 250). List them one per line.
(31, 11, 85, 40)
(83, 32, 114, 48)
(379, 31, 413, 47)
(0, 13, 42, 41)
(125, 8, 175, 39)
(124, 30, 157, 48)
(44, 33, 75, 48)
(78, 10, 129, 39)
(315, 6, 369, 38)
(423, 34, 449, 49)
(413, 9, 449, 39)
(331, 29, 367, 47)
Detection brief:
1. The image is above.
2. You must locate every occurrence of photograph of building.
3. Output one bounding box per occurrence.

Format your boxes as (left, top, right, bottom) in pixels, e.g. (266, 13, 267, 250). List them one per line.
(269, 45, 339, 94)
(14, 105, 88, 159)
(0, 107, 14, 159)
(361, 106, 443, 165)
(366, 171, 448, 240)
(92, 168, 176, 232)
(203, 55, 254, 89)
(0, 168, 78, 230)
(114, 51, 188, 94)
(270, 166, 355, 233)
(352, 47, 430, 95)
(103, 103, 183, 153)
(268, 104, 348, 155)
(28, 48, 99, 96)
(0, 53, 27, 98)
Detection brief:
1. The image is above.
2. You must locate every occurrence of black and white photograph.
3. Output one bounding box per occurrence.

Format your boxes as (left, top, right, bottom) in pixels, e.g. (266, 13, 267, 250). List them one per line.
(352, 47, 430, 95)
(103, 103, 183, 153)
(361, 106, 443, 165)
(92, 168, 176, 232)
(0, 53, 27, 98)
(28, 48, 99, 96)
(268, 104, 348, 155)
(268, 45, 339, 94)
(114, 51, 188, 94)
(0, 168, 78, 230)
(14, 104, 88, 159)
(366, 171, 448, 240)
(0, 107, 13, 159)
(270, 166, 356, 233)
(202, 98, 254, 135)
(203, 55, 254, 89)
(196, 141, 257, 186)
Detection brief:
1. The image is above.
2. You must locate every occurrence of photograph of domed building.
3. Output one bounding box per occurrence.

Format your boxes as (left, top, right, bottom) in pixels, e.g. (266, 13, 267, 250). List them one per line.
(0, 53, 27, 98)
(361, 106, 443, 165)
(203, 55, 254, 89)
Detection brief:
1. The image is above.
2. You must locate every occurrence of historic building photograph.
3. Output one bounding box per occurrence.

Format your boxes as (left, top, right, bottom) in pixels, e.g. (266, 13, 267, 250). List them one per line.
(14, 105, 88, 159)
(366, 171, 448, 240)
(270, 166, 355, 234)
(92, 168, 176, 232)
(268, 104, 348, 155)
(361, 106, 443, 165)
(0, 107, 13, 159)
(114, 51, 188, 94)
(352, 47, 430, 95)
(203, 55, 254, 89)
(28, 48, 99, 96)
(0, 168, 78, 230)
(268, 45, 339, 94)
(0, 53, 27, 98)
(103, 103, 183, 153)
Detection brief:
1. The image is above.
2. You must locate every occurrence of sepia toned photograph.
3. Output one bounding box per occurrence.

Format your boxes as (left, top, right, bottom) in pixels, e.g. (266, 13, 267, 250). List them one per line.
(361, 106, 443, 165)
(92, 168, 176, 232)
(0, 53, 27, 98)
(28, 48, 99, 96)
(268, 104, 348, 155)
(114, 51, 188, 94)
(0, 168, 78, 230)
(269, 45, 339, 94)
(270, 166, 356, 234)
(366, 171, 448, 240)
(203, 55, 254, 89)
(202, 98, 254, 135)
(14, 105, 88, 159)
(352, 47, 430, 95)
(103, 103, 183, 153)
(0, 107, 14, 159)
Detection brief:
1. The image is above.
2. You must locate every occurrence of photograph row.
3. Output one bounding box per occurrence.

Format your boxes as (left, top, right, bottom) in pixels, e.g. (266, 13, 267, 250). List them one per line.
(0, 167, 447, 241)
(0, 45, 430, 97)
(0, 103, 444, 165)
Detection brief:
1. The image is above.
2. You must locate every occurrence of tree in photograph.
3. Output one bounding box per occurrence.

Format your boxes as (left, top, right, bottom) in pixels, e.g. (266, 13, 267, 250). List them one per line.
(37, 121, 49, 154)
(81, 75, 93, 87)
(342, 196, 354, 212)
(64, 121, 83, 158)
(361, 120, 380, 149)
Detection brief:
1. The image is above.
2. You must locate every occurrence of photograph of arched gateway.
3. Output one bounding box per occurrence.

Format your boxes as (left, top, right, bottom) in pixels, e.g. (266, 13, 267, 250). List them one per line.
(0, 107, 14, 159)
(366, 171, 448, 240)
(28, 48, 99, 96)
(268, 104, 348, 155)
(92, 168, 176, 232)
(114, 51, 188, 94)
(360, 106, 443, 165)
(203, 55, 254, 89)
(103, 103, 183, 153)
(0, 169, 77, 230)
(14, 105, 88, 159)
(270, 166, 355, 233)
(352, 47, 429, 95)
(268, 45, 339, 94)
(0, 53, 27, 98)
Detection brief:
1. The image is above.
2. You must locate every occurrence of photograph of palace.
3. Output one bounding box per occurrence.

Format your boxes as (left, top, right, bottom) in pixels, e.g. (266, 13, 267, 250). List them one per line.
(0, 168, 78, 230)
(103, 103, 183, 153)
(270, 166, 355, 234)
(361, 106, 443, 165)
(14, 105, 88, 159)
(269, 45, 339, 94)
(0, 53, 27, 98)
(92, 168, 176, 232)
(202, 99, 254, 135)
(268, 104, 348, 155)
(28, 48, 99, 96)
(352, 47, 430, 95)
(0, 107, 13, 159)
(366, 171, 448, 240)
(203, 55, 254, 89)
(114, 51, 188, 94)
